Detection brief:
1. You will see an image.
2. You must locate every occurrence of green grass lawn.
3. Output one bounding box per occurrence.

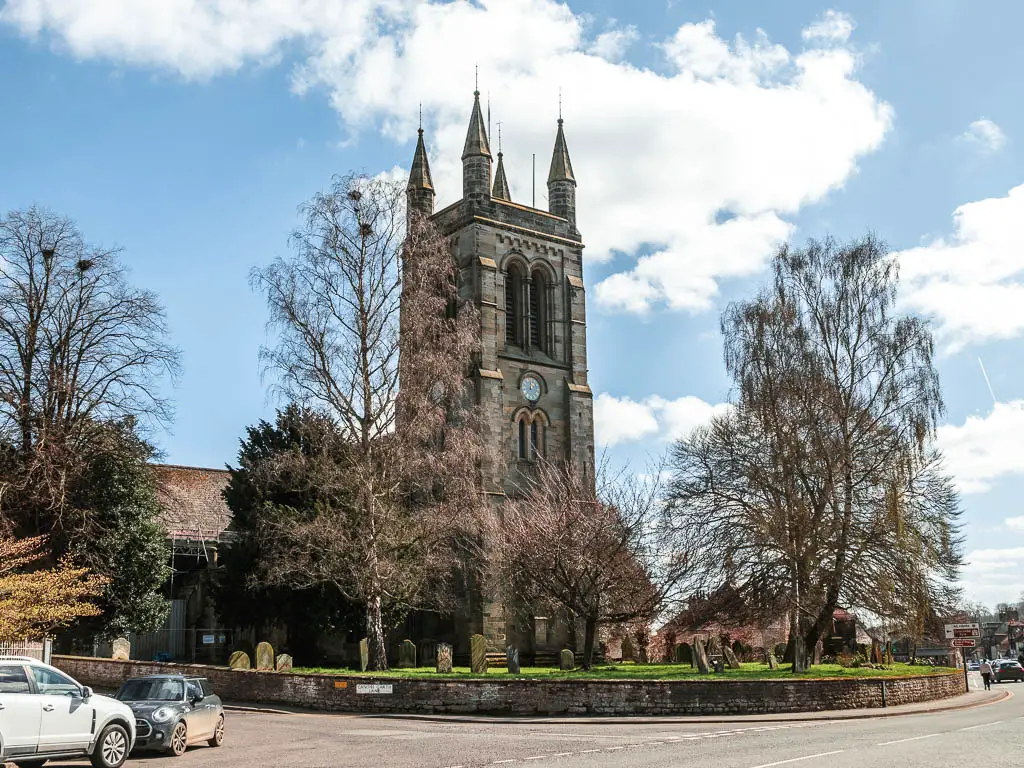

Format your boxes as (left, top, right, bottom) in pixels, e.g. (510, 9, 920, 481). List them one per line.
(292, 661, 955, 681)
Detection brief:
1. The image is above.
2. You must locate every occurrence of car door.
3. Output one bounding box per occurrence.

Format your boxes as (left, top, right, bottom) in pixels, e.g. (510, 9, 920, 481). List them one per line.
(184, 679, 211, 739)
(198, 679, 221, 735)
(0, 663, 42, 759)
(30, 666, 94, 754)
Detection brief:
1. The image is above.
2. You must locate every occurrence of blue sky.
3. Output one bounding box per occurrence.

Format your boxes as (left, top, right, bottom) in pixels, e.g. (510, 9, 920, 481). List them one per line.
(2, 0, 1023, 607)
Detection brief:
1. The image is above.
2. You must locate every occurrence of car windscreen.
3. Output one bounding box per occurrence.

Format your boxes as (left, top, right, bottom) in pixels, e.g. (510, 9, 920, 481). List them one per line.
(117, 678, 184, 702)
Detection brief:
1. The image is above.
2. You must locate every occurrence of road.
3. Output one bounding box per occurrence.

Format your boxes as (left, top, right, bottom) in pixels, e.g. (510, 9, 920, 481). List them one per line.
(15, 681, 1022, 768)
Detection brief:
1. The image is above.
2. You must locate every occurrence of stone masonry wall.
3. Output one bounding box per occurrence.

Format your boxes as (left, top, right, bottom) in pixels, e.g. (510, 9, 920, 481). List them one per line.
(53, 656, 964, 717)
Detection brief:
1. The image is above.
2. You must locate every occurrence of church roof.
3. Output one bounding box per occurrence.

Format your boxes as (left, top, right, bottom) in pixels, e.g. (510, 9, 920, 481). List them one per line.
(547, 118, 575, 185)
(407, 128, 434, 192)
(152, 463, 232, 542)
(492, 152, 511, 200)
(462, 90, 491, 160)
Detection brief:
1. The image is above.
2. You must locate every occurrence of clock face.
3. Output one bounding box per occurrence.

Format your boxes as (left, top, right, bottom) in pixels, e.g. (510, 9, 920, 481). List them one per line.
(520, 375, 541, 403)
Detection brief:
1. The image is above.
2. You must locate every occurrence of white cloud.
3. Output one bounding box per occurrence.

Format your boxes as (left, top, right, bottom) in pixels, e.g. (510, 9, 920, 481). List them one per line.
(960, 118, 1007, 154)
(587, 24, 638, 62)
(594, 393, 729, 447)
(896, 185, 1024, 350)
(962, 547, 1024, 607)
(0, 2, 892, 314)
(802, 10, 855, 43)
(1005, 516, 1024, 531)
(936, 401, 1024, 494)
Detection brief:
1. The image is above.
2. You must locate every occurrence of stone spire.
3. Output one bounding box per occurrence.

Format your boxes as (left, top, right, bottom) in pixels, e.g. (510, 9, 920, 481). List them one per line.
(492, 123, 511, 201)
(547, 117, 576, 227)
(462, 90, 492, 199)
(407, 124, 435, 222)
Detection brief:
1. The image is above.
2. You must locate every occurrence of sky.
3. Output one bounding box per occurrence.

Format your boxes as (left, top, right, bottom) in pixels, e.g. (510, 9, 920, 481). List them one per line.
(1, 0, 1023, 609)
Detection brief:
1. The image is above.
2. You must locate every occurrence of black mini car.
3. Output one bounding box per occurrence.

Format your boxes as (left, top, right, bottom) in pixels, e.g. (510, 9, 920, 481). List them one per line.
(993, 660, 1024, 683)
(115, 674, 225, 756)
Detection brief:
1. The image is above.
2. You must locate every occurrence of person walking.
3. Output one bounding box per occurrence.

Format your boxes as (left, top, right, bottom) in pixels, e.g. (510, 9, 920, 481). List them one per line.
(980, 659, 993, 690)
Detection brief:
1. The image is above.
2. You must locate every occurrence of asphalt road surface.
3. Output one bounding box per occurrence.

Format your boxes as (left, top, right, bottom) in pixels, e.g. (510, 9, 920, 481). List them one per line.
(13, 682, 1023, 768)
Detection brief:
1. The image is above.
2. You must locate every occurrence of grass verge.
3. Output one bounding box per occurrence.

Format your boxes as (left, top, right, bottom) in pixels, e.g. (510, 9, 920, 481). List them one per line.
(292, 661, 955, 681)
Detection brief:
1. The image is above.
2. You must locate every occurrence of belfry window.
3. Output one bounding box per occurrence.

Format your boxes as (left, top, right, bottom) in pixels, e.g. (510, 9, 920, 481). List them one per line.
(529, 270, 549, 354)
(505, 265, 523, 346)
(516, 412, 546, 461)
(518, 418, 528, 460)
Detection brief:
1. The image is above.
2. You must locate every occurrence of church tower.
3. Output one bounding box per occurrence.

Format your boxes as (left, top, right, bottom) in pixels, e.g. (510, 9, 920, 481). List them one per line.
(406, 94, 595, 654)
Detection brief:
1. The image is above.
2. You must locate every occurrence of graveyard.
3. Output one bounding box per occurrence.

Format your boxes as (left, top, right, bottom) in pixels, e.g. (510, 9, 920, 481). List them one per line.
(289, 661, 953, 680)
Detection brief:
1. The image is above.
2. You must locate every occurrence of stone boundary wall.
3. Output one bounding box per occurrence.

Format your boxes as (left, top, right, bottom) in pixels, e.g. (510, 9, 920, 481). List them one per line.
(53, 655, 964, 717)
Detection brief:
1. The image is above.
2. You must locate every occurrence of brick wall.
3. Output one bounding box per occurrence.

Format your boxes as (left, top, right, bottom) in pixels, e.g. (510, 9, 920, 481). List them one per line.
(53, 656, 965, 717)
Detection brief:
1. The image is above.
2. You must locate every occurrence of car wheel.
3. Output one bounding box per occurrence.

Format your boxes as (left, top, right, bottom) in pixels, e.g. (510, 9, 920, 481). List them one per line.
(91, 723, 130, 768)
(169, 720, 188, 756)
(208, 714, 225, 747)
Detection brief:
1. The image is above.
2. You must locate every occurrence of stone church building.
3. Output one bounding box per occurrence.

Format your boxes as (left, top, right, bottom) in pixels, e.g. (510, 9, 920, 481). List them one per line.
(404, 90, 596, 661)
(123, 92, 595, 667)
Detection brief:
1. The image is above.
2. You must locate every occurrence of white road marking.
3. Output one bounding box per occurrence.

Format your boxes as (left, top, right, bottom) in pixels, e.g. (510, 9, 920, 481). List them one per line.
(876, 733, 940, 746)
(960, 721, 1002, 731)
(492, 760, 516, 765)
(748, 750, 845, 768)
(523, 756, 548, 761)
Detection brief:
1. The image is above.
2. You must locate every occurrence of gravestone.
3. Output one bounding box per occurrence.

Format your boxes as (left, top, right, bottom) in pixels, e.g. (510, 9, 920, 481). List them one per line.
(255, 641, 274, 671)
(436, 643, 453, 673)
(722, 645, 742, 670)
(707, 635, 722, 657)
(506, 645, 520, 674)
(766, 650, 779, 670)
(673, 643, 688, 664)
(559, 649, 575, 671)
(470, 634, 488, 674)
(713, 657, 725, 674)
(228, 651, 251, 670)
(359, 638, 369, 672)
(871, 640, 883, 665)
(111, 637, 130, 661)
(637, 648, 648, 664)
(398, 639, 417, 668)
(620, 635, 635, 661)
(275, 654, 293, 672)
(693, 636, 711, 674)
(419, 640, 438, 667)
(813, 639, 823, 666)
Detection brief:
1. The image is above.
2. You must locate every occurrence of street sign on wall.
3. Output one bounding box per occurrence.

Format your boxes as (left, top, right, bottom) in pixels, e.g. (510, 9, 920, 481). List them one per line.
(951, 639, 977, 648)
(944, 623, 980, 639)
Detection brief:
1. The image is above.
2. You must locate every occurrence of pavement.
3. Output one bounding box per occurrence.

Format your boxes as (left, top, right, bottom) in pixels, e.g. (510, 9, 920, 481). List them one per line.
(11, 674, 1022, 768)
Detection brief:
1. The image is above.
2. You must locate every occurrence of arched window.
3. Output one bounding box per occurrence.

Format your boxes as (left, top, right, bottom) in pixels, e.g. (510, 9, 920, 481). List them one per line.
(516, 410, 547, 461)
(529, 270, 547, 353)
(505, 264, 523, 346)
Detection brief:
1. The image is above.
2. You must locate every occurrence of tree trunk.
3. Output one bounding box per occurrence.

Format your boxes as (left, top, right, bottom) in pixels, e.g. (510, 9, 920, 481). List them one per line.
(366, 594, 388, 671)
(790, 609, 809, 673)
(582, 615, 597, 670)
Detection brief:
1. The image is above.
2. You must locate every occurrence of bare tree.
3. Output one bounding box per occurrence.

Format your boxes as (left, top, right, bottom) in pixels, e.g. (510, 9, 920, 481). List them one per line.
(0, 207, 181, 529)
(492, 458, 692, 669)
(250, 175, 484, 670)
(665, 235, 963, 671)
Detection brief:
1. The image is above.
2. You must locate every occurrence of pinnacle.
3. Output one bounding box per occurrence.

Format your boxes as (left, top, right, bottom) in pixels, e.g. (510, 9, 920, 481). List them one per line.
(462, 90, 492, 160)
(492, 152, 511, 201)
(408, 128, 434, 192)
(547, 118, 575, 185)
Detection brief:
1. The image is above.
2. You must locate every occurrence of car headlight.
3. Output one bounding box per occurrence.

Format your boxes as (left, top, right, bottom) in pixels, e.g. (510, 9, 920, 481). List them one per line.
(151, 707, 173, 723)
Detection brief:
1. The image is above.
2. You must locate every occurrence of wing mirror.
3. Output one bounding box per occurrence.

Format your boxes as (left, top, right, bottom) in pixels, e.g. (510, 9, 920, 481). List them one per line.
(80, 686, 93, 700)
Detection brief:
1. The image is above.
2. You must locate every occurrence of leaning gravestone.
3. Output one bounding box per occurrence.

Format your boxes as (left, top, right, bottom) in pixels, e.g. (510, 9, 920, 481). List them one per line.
(275, 654, 293, 672)
(255, 641, 275, 671)
(693, 636, 711, 674)
(398, 639, 417, 669)
(470, 634, 488, 674)
(722, 645, 742, 670)
(228, 650, 251, 670)
(506, 646, 520, 674)
(111, 637, 130, 661)
(559, 649, 575, 671)
(620, 635, 635, 661)
(871, 640, 883, 665)
(359, 638, 369, 672)
(436, 643, 453, 673)
(766, 650, 779, 670)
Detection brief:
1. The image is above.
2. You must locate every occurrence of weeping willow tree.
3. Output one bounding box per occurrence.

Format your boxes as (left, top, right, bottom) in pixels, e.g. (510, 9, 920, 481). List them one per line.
(665, 235, 964, 672)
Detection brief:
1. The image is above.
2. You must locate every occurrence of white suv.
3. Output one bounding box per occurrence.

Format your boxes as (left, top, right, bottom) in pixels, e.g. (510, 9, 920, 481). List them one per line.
(0, 656, 135, 768)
